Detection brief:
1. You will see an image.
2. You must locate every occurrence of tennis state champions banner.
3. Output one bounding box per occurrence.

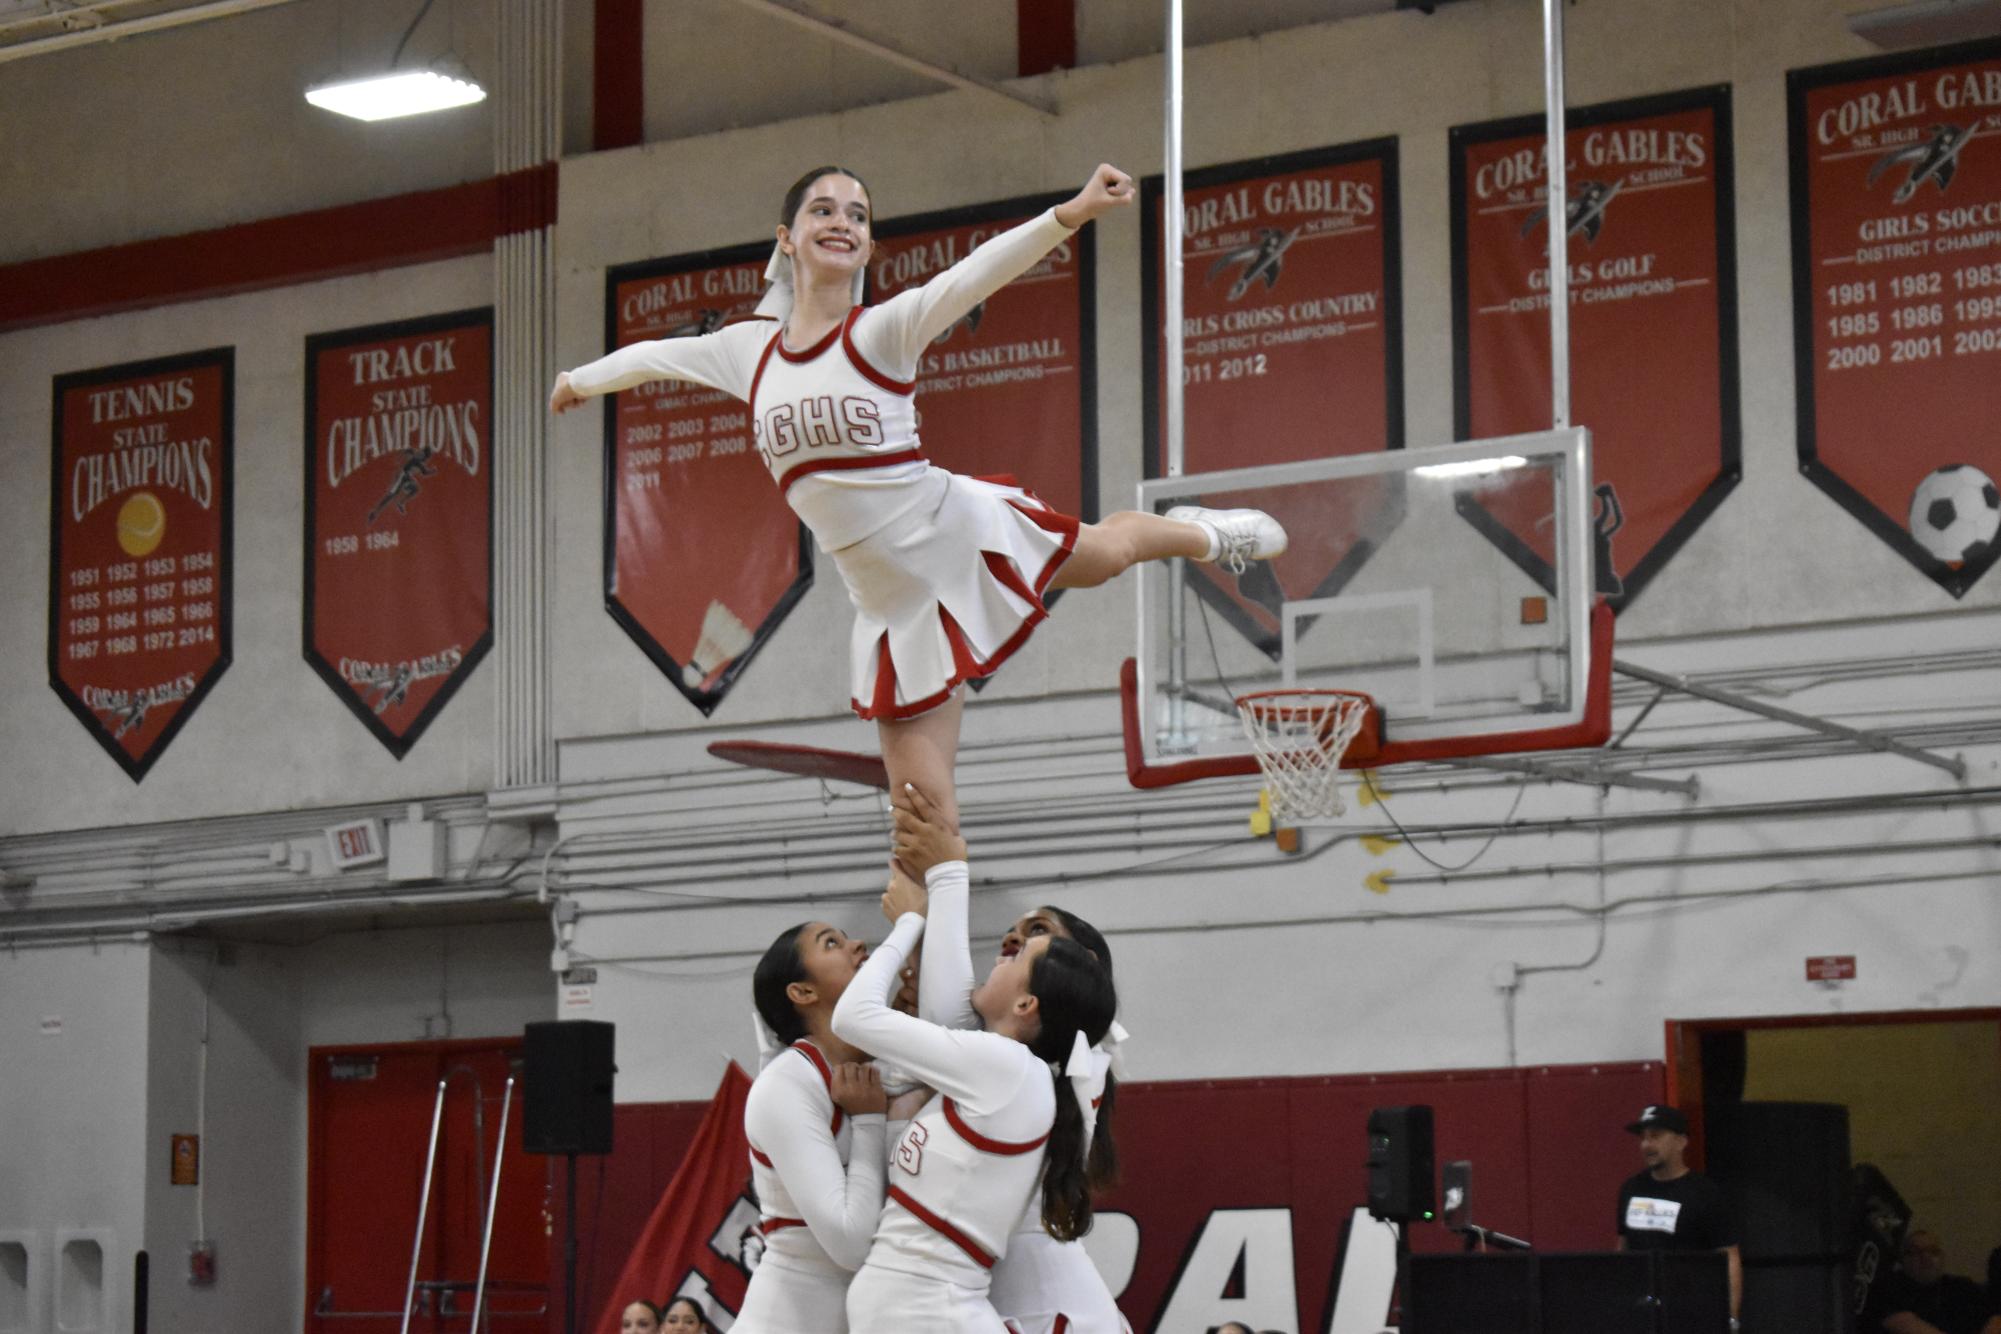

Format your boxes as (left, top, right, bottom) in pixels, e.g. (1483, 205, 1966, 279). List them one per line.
(1140, 140, 1404, 653)
(304, 309, 493, 756)
(48, 348, 233, 781)
(1451, 86, 1740, 610)
(1790, 39, 2001, 598)
(870, 191, 1097, 523)
(605, 244, 804, 715)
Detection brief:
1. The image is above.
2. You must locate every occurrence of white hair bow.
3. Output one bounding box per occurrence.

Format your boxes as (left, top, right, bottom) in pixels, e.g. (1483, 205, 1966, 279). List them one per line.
(1099, 1019, 1130, 1080)
(752, 1009, 785, 1073)
(753, 242, 868, 323)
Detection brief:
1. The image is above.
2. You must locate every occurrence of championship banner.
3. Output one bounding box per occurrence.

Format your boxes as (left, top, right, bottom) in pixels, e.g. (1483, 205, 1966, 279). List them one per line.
(304, 309, 492, 757)
(591, 1063, 754, 1333)
(1451, 85, 1740, 609)
(1790, 39, 2001, 597)
(604, 244, 807, 715)
(870, 191, 1097, 523)
(48, 348, 232, 781)
(1140, 139, 1404, 652)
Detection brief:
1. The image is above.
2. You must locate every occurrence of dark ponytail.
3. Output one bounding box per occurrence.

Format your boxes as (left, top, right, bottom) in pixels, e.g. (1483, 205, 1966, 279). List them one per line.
(1041, 906, 1119, 1191)
(778, 165, 872, 228)
(1025, 937, 1117, 1241)
(752, 924, 811, 1046)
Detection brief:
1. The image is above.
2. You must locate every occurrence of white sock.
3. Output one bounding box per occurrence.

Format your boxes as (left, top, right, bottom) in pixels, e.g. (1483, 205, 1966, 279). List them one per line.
(1194, 519, 1221, 561)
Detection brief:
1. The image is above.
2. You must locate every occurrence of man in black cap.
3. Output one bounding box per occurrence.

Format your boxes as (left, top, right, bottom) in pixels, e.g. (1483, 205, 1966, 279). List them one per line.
(1616, 1105, 1741, 1328)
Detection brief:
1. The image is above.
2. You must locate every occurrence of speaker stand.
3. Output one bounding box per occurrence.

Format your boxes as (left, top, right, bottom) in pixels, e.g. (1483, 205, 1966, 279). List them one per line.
(564, 1151, 579, 1334)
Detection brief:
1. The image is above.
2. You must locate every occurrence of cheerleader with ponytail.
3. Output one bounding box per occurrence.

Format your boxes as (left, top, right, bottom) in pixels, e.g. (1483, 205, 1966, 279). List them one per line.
(895, 785, 1131, 1334)
(832, 853, 1115, 1332)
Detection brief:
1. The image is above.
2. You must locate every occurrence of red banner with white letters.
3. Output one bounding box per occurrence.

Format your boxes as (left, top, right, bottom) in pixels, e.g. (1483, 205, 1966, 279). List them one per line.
(604, 245, 807, 715)
(1791, 40, 2001, 597)
(869, 193, 1096, 522)
(304, 310, 492, 756)
(48, 348, 232, 781)
(1451, 86, 1739, 610)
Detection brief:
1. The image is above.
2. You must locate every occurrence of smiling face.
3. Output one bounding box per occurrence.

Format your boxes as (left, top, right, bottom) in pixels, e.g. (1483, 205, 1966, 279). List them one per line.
(972, 932, 1051, 1031)
(778, 172, 873, 287)
(661, 1299, 705, 1332)
(619, 1303, 660, 1334)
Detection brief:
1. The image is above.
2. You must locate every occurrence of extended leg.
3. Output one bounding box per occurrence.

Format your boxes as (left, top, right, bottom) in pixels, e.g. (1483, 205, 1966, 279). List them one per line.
(1049, 511, 1208, 590)
(876, 690, 965, 833)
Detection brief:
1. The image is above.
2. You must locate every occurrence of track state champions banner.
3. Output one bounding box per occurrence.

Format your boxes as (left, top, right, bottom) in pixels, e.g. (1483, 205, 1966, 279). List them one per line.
(1791, 39, 2001, 598)
(869, 192, 1097, 523)
(605, 246, 804, 714)
(592, 1064, 754, 1333)
(49, 348, 233, 781)
(305, 310, 493, 756)
(1451, 86, 1740, 610)
(1141, 140, 1404, 652)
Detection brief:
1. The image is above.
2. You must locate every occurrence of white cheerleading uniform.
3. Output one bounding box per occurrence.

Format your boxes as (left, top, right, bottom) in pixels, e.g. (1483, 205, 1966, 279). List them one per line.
(831, 906, 1056, 1333)
(919, 870, 1131, 1334)
(737, 1039, 888, 1333)
(566, 210, 1082, 720)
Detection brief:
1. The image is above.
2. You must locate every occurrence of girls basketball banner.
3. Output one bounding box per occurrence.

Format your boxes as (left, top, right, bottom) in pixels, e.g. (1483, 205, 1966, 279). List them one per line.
(1451, 85, 1740, 610)
(1140, 140, 1404, 654)
(48, 348, 233, 781)
(870, 191, 1097, 523)
(604, 244, 806, 715)
(1790, 39, 2001, 598)
(304, 309, 493, 757)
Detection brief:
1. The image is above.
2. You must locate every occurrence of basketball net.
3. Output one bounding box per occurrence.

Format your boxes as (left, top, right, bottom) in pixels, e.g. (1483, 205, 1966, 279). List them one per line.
(1236, 690, 1373, 822)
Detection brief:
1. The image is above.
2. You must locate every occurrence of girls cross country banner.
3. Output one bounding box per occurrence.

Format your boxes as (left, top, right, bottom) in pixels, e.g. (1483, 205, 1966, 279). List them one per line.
(303, 309, 493, 757)
(48, 347, 233, 782)
(1790, 38, 2001, 598)
(1451, 85, 1740, 610)
(869, 191, 1098, 524)
(603, 243, 807, 715)
(1139, 140, 1405, 655)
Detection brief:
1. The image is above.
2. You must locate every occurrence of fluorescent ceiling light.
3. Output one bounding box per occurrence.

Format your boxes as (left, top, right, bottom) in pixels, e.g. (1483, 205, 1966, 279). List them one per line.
(305, 69, 485, 121)
(1847, 0, 2001, 48)
(1413, 455, 1528, 479)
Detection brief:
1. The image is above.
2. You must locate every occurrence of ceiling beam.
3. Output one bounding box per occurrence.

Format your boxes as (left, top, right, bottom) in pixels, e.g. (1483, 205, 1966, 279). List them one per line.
(0, 0, 303, 62)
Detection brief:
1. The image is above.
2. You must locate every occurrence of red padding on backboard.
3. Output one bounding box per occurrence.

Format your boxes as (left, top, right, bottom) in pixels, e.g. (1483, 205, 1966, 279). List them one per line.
(708, 740, 890, 790)
(1121, 600, 1614, 788)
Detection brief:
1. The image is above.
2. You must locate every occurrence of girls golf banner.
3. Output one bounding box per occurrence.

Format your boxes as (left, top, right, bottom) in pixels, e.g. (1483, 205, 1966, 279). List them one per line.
(604, 244, 807, 715)
(870, 191, 1098, 523)
(1451, 85, 1740, 610)
(304, 309, 493, 757)
(48, 348, 233, 781)
(1139, 139, 1405, 655)
(1790, 39, 2001, 598)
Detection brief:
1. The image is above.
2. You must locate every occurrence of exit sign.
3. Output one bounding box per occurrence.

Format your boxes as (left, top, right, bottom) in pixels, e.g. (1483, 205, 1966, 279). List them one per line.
(1805, 955, 1857, 982)
(325, 819, 386, 870)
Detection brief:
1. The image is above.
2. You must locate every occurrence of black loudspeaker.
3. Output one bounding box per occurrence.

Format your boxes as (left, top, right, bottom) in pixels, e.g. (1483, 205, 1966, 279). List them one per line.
(1406, 1252, 1731, 1334)
(1367, 1104, 1435, 1222)
(1740, 1261, 1851, 1334)
(1707, 1102, 1851, 1260)
(1538, 1253, 1656, 1334)
(523, 1020, 615, 1155)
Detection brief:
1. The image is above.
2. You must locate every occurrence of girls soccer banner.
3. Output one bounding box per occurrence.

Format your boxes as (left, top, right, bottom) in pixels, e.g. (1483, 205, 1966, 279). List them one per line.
(1790, 39, 2001, 598)
(604, 244, 806, 715)
(48, 348, 233, 782)
(304, 309, 493, 757)
(870, 191, 1097, 523)
(1139, 140, 1404, 653)
(1451, 85, 1740, 610)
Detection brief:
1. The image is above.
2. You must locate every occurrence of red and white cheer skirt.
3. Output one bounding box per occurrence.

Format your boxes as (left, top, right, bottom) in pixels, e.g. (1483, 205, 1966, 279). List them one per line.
(832, 471, 1078, 721)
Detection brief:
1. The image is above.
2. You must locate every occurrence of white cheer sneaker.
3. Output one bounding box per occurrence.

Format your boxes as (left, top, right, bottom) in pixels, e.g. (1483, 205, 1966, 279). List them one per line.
(1165, 506, 1289, 575)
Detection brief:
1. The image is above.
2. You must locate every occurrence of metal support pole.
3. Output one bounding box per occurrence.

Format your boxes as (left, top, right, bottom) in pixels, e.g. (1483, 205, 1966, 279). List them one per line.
(1453, 755, 1700, 798)
(1163, 0, 1190, 743)
(467, 1076, 514, 1334)
(399, 1080, 448, 1334)
(1543, 0, 1571, 429)
(1612, 660, 1968, 779)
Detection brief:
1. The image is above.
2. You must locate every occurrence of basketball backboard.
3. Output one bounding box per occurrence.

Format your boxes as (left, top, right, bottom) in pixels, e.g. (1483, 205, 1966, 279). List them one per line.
(1124, 428, 1611, 788)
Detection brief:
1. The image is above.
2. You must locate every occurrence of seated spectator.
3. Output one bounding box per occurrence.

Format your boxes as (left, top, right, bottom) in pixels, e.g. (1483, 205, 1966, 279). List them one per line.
(619, 1301, 662, 1334)
(1868, 1229, 2001, 1334)
(661, 1296, 711, 1331)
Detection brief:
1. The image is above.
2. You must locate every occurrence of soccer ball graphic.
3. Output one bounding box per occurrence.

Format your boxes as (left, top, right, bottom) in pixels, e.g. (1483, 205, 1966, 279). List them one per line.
(1908, 464, 2000, 566)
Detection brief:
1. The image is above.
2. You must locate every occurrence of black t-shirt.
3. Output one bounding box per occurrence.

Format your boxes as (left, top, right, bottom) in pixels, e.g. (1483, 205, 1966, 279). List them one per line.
(1615, 1170, 1737, 1251)
(1864, 1271, 1997, 1334)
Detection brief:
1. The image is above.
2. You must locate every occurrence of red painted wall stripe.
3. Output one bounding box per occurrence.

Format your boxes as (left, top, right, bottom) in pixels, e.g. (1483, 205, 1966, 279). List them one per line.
(594, 0, 645, 151)
(1017, 0, 1076, 77)
(0, 163, 556, 335)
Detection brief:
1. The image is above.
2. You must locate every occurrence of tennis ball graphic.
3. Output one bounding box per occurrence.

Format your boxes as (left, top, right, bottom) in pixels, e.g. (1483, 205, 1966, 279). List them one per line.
(117, 491, 166, 557)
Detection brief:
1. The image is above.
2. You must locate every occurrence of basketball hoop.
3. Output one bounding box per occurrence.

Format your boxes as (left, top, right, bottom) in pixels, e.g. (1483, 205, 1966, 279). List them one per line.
(1236, 689, 1376, 822)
